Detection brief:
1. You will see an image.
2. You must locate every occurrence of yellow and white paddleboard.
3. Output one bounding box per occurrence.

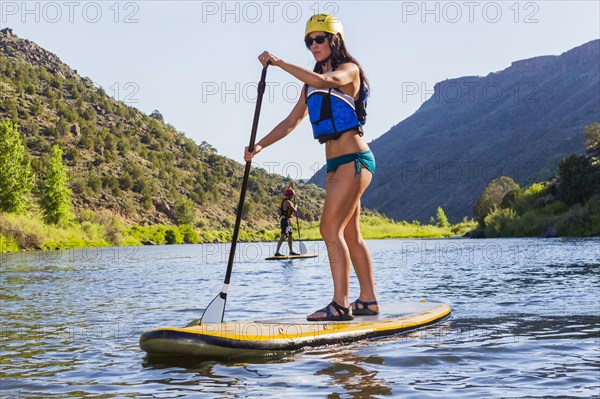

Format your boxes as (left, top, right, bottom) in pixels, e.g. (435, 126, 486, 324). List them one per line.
(265, 253, 318, 260)
(140, 301, 451, 359)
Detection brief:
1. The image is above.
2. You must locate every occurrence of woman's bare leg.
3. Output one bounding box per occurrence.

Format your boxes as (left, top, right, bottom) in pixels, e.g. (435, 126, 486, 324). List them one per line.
(344, 201, 379, 313)
(308, 163, 372, 318)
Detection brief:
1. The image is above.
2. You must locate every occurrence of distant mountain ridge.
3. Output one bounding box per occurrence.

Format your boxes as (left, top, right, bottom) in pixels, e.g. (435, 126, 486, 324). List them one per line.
(310, 39, 600, 222)
(0, 28, 78, 80)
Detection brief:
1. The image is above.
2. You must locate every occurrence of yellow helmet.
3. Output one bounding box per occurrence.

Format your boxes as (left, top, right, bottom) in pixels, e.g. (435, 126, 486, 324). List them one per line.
(305, 14, 344, 40)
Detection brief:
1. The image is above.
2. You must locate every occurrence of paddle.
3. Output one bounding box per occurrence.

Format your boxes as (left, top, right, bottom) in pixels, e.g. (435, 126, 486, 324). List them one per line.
(200, 63, 270, 324)
(295, 202, 308, 255)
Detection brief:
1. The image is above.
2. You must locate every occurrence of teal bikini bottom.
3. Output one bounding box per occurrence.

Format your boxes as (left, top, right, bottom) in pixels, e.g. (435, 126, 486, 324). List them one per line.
(326, 149, 376, 176)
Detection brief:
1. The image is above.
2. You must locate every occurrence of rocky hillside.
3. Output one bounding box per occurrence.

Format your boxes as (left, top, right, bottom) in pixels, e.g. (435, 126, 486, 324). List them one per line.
(0, 28, 325, 229)
(310, 39, 600, 222)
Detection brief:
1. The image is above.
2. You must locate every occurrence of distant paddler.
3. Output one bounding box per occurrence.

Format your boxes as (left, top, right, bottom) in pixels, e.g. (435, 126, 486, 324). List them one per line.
(274, 187, 299, 256)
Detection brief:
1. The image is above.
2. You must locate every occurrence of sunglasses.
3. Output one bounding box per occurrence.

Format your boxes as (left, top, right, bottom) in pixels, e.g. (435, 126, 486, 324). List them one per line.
(304, 35, 328, 48)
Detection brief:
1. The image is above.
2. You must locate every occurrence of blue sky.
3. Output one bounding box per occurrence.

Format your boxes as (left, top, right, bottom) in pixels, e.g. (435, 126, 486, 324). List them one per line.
(2, 1, 599, 179)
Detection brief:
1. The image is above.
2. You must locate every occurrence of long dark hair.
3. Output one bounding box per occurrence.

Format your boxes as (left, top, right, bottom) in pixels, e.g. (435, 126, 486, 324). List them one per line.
(313, 32, 370, 92)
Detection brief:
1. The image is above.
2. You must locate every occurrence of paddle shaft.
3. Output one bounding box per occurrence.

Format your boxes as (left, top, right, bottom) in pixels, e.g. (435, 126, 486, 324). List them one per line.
(295, 199, 308, 254)
(198, 64, 270, 324)
(295, 197, 304, 243)
(223, 64, 269, 287)
(296, 216, 302, 242)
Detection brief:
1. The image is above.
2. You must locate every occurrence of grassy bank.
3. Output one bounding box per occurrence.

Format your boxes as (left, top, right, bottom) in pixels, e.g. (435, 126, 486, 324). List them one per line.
(0, 211, 477, 252)
(299, 214, 475, 240)
(483, 192, 600, 237)
(475, 170, 599, 238)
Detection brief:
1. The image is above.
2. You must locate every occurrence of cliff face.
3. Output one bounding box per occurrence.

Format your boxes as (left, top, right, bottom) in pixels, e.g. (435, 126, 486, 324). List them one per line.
(310, 39, 600, 222)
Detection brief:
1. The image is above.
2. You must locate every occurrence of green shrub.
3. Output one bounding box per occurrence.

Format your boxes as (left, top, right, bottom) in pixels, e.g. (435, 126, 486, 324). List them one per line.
(586, 195, 600, 235)
(151, 226, 167, 245)
(179, 224, 201, 244)
(484, 208, 517, 237)
(0, 234, 21, 252)
(537, 201, 569, 216)
(555, 205, 589, 236)
(500, 187, 523, 210)
(119, 172, 134, 190)
(87, 174, 102, 193)
(558, 154, 600, 205)
(474, 176, 519, 227)
(174, 198, 197, 225)
(81, 106, 97, 121)
(165, 227, 184, 245)
(140, 191, 153, 210)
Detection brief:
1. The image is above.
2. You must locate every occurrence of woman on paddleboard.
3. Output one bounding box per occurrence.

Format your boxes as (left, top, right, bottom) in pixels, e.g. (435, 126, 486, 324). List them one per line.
(244, 14, 379, 321)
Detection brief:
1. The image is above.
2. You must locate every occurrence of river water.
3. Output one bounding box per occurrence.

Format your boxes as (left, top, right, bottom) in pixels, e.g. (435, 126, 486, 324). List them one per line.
(1, 238, 599, 398)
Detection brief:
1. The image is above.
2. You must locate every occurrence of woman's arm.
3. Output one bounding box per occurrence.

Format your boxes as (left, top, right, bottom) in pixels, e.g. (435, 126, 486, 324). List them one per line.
(259, 51, 358, 89)
(280, 60, 358, 89)
(244, 92, 308, 161)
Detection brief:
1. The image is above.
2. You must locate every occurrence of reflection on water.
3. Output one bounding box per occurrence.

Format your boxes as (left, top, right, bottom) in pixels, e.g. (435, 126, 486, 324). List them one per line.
(1, 238, 599, 398)
(314, 351, 393, 399)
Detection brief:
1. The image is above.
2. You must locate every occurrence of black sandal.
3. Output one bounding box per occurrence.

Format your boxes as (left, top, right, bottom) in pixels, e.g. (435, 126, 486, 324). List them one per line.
(307, 301, 355, 321)
(352, 299, 379, 316)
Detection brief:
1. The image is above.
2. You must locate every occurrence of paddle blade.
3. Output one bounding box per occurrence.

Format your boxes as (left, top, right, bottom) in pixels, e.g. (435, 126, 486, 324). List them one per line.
(200, 293, 226, 324)
(299, 241, 308, 254)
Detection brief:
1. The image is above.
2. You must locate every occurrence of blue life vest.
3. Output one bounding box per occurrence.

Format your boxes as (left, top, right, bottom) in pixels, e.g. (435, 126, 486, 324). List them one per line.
(306, 78, 368, 144)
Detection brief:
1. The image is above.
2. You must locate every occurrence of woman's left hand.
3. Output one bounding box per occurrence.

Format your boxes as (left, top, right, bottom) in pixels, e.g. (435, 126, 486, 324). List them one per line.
(258, 51, 280, 67)
(244, 144, 263, 162)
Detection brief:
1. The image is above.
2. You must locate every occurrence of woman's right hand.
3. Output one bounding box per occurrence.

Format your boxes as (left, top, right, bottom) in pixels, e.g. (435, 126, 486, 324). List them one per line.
(258, 51, 279, 68)
(244, 144, 263, 162)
